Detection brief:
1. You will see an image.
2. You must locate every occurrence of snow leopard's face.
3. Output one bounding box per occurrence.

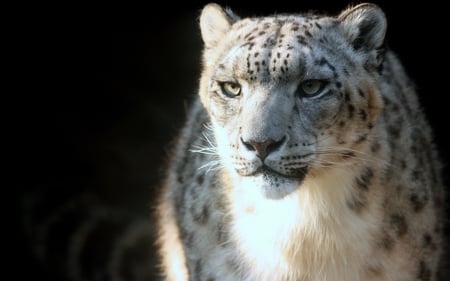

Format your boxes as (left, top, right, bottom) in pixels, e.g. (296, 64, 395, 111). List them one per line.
(199, 4, 384, 198)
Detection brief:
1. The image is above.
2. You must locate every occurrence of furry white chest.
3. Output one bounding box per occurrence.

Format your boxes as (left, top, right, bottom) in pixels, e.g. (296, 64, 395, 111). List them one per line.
(227, 168, 380, 281)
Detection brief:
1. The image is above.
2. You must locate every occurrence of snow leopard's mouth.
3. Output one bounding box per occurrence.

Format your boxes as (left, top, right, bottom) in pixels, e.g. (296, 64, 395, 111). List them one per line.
(255, 165, 308, 180)
(251, 165, 308, 199)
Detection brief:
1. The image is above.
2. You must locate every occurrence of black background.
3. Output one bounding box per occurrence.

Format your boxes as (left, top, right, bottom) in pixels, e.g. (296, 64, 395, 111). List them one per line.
(14, 0, 449, 280)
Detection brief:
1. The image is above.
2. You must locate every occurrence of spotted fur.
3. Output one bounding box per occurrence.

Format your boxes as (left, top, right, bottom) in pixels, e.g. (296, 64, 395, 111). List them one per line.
(156, 3, 446, 281)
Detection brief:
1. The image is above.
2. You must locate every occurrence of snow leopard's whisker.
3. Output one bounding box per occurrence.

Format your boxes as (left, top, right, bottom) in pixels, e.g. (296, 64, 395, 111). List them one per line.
(190, 126, 219, 155)
(190, 146, 217, 155)
(197, 160, 222, 172)
(314, 147, 392, 167)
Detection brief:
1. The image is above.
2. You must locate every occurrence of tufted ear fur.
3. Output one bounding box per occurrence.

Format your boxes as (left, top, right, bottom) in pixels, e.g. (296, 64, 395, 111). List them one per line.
(338, 3, 387, 51)
(200, 3, 240, 48)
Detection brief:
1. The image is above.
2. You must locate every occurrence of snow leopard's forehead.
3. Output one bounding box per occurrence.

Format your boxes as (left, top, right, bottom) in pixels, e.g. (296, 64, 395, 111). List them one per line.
(214, 15, 341, 83)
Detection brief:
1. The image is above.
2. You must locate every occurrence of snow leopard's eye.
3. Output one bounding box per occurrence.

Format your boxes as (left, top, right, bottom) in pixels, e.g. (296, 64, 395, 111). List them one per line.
(220, 82, 241, 98)
(297, 80, 327, 98)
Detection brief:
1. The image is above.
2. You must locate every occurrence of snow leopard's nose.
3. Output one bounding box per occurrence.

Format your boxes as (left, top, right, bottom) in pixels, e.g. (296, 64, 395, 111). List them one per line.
(240, 136, 286, 160)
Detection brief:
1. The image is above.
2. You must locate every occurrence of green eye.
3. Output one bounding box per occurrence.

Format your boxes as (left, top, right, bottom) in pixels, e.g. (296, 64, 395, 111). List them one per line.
(220, 82, 241, 98)
(298, 80, 326, 97)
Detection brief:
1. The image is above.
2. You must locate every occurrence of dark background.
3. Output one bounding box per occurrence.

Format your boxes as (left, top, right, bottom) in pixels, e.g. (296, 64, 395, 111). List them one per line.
(14, 1, 449, 280)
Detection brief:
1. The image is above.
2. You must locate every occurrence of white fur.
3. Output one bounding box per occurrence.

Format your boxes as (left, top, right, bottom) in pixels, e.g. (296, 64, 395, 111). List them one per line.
(227, 166, 381, 281)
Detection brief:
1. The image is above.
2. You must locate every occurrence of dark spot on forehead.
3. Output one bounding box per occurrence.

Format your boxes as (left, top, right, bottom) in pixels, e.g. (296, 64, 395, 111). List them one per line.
(297, 35, 306, 45)
(317, 57, 336, 71)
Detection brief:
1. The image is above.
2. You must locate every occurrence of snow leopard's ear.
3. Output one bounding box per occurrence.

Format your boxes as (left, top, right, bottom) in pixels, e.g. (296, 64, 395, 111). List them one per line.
(200, 3, 240, 48)
(338, 3, 387, 50)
